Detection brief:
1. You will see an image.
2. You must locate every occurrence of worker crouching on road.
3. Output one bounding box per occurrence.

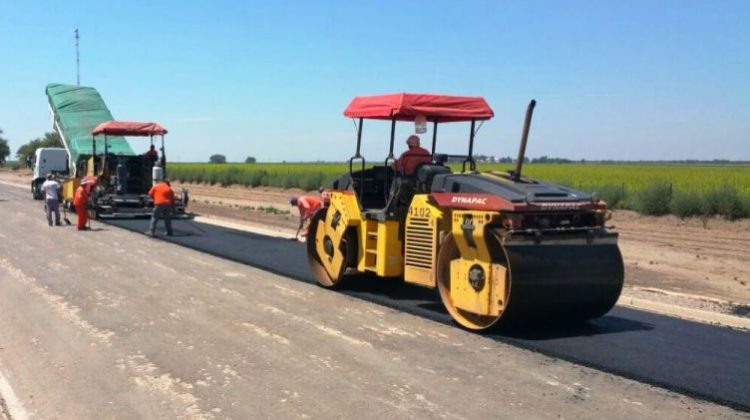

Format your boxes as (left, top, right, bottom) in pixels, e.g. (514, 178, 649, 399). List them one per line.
(148, 179, 175, 237)
(291, 195, 322, 240)
(73, 180, 91, 230)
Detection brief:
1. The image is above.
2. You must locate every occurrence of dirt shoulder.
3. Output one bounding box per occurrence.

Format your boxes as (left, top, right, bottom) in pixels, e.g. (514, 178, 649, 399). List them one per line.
(614, 211, 750, 308)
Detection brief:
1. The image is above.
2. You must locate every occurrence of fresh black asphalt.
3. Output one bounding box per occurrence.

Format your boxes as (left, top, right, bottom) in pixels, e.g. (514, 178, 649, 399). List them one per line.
(108, 217, 750, 412)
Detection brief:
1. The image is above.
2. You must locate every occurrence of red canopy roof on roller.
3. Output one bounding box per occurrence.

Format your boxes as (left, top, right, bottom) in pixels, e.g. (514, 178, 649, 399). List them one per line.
(343, 93, 494, 122)
(92, 121, 168, 136)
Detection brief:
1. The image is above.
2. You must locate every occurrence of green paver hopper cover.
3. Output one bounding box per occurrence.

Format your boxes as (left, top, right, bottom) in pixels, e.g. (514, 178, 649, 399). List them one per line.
(46, 83, 135, 165)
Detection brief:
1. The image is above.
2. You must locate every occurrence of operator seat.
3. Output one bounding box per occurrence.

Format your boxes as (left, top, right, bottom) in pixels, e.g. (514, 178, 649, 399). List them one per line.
(416, 164, 452, 193)
(396, 153, 433, 177)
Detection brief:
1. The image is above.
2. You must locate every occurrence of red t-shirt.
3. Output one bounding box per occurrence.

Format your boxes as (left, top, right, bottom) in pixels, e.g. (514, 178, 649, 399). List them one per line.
(149, 182, 175, 206)
(394, 146, 432, 175)
(297, 196, 322, 219)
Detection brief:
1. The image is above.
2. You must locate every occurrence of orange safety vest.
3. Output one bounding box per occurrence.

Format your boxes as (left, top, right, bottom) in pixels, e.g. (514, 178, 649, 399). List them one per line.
(297, 196, 322, 219)
(149, 182, 175, 206)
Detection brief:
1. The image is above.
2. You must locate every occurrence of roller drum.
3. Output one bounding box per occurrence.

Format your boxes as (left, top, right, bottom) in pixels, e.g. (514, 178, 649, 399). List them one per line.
(497, 235, 624, 324)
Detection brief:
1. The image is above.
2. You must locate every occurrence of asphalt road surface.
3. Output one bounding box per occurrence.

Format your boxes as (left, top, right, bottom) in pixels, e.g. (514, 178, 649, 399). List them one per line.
(106, 214, 750, 412)
(0, 181, 747, 418)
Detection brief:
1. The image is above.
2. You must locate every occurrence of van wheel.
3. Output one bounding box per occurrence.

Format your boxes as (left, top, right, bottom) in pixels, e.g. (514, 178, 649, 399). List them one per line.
(31, 180, 43, 200)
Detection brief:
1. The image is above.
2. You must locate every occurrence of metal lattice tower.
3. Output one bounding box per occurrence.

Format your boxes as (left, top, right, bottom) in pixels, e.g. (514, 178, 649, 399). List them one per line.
(75, 28, 80, 86)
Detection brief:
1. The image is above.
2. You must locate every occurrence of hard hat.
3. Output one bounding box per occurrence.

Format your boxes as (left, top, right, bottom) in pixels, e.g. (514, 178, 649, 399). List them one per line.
(406, 135, 420, 147)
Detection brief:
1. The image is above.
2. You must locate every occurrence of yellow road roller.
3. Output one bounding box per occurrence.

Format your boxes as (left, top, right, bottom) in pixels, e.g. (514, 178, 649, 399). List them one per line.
(307, 93, 624, 330)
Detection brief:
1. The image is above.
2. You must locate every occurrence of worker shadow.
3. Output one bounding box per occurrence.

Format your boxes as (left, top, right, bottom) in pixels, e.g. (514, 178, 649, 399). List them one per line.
(165, 230, 199, 238)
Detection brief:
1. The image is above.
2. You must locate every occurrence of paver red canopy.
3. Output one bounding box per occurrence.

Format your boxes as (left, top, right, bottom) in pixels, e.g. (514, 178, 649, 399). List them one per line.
(344, 93, 494, 122)
(92, 121, 168, 136)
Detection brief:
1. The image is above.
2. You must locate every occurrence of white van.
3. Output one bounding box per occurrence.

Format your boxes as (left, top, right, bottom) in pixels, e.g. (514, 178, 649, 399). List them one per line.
(32, 148, 69, 199)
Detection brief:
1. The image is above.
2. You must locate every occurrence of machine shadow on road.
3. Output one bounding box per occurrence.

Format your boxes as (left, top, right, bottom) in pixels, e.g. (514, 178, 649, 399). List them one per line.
(340, 274, 439, 301)
(335, 273, 654, 340)
(493, 315, 654, 340)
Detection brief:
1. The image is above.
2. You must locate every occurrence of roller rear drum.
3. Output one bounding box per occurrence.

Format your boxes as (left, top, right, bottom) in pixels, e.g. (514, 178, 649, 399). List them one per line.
(437, 231, 624, 331)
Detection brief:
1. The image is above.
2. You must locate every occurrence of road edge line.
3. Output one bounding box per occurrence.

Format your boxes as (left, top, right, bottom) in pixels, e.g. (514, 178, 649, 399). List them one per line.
(192, 215, 296, 239)
(0, 367, 28, 420)
(617, 294, 750, 331)
(0, 180, 26, 190)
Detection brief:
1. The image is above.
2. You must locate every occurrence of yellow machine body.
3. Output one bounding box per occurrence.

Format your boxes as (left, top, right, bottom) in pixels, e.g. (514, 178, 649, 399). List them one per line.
(61, 178, 79, 203)
(445, 210, 508, 317)
(402, 194, 444, 287)
(308, 187, 623, 331)
(313, 190, 507, 310)
(60, 156, 103, 204)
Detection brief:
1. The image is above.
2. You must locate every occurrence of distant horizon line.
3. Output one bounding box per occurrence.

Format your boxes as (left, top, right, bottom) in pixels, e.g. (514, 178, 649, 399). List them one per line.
(169, 159, 750, 165)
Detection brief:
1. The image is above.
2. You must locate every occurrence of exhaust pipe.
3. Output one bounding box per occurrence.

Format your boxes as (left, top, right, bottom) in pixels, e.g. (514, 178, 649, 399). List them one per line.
(513, 99, 536, 181)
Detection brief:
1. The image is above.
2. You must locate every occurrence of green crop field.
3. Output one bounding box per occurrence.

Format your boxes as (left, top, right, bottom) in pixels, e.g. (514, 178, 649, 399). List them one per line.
(168, 162, 750, 219)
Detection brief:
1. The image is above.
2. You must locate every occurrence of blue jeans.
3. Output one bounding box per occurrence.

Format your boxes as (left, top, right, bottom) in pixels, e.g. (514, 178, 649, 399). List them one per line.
(149, 204, 173, 235)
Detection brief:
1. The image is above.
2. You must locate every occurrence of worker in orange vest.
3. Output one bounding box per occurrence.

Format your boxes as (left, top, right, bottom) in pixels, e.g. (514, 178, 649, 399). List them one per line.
(291, 195, 322, 240)
(73, 179, 91, 231)
(148, 179, 175, 236)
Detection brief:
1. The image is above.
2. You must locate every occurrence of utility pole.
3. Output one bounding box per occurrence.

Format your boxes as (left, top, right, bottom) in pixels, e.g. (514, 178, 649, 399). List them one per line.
(75, 28, 80, 86)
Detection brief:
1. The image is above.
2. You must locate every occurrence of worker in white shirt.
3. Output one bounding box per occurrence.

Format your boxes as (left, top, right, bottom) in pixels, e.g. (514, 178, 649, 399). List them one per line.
(40, 173, 62, 226)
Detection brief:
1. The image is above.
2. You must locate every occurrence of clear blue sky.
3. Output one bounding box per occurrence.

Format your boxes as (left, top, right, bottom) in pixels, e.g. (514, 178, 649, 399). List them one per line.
(1, 0, 748, 162)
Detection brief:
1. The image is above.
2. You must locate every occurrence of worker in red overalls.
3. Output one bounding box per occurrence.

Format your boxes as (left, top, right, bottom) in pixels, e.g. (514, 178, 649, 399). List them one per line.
(291, 195, 322, 240)
(73, 179, 91, 231)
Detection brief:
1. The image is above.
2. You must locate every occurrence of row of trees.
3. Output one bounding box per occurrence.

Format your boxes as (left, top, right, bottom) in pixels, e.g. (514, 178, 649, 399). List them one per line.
(16, 132, 62, 161)
(0, 128, 63, 166)
(209, 154, 256, 164)
(0, 129, 9, 165)
(470, 155, 575, 164)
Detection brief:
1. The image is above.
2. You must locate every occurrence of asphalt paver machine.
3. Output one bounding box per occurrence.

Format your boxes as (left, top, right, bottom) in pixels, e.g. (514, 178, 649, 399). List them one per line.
(71, 121, 188, 218)
(46, 83, 186, 218)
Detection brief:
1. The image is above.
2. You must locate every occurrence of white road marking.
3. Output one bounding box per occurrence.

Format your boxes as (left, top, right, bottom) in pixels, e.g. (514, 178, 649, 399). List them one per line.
(192, 216, 295, 239)
(0, 368, 29, 420)
(0, 180, 26, 190)
(617, 294, 750, 331)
